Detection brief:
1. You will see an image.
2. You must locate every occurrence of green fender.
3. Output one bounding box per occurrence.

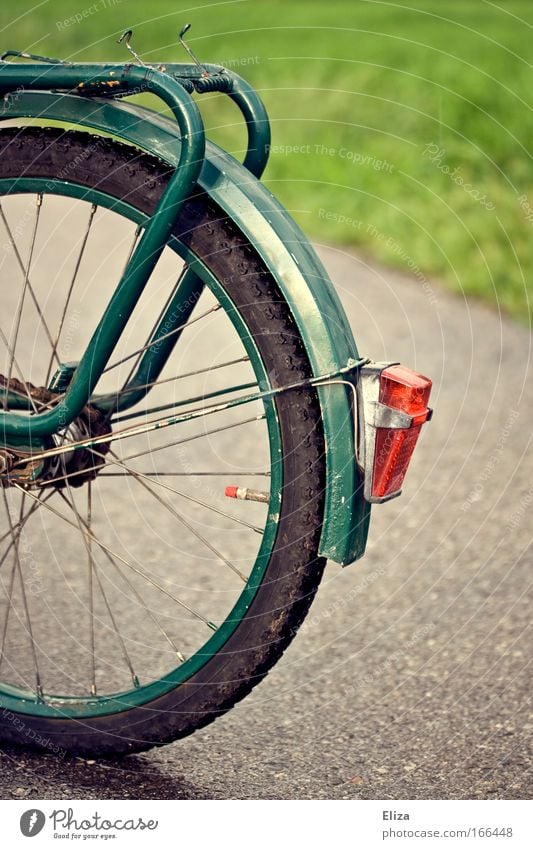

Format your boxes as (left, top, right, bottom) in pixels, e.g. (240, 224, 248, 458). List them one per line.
(0, 92, 371, 565)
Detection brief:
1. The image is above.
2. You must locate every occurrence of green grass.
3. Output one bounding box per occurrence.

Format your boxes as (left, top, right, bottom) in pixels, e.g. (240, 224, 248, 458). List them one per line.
(1, 0, 532, 321)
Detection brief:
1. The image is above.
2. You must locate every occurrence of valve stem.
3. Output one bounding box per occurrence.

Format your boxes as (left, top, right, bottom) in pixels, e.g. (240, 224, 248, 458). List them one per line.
(225, 486, 269, 504)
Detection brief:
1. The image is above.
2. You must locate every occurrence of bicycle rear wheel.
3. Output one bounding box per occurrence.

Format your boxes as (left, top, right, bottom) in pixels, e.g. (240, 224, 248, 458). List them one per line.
(0, 127, 327, 756)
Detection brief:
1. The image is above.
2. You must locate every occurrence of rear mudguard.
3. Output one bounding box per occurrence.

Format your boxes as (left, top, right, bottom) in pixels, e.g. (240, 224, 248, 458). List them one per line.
(0, 92, 371, 565)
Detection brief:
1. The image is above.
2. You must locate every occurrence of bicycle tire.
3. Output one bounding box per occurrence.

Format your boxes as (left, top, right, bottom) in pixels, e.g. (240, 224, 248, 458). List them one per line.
(0, 127, 327, 756)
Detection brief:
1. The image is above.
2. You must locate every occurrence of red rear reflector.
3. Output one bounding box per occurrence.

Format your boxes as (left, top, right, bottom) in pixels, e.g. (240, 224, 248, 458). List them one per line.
(371, 365, 432, 499)
(379, 365, 432, 415)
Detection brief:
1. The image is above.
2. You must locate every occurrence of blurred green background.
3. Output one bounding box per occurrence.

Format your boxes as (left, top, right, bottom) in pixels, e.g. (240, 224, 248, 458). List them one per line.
(1, 0, 531, 321)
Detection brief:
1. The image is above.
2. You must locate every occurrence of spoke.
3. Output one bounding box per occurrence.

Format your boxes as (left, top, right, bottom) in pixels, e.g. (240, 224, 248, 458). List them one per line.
(61, 480, 140, 690)
(123, 414, 265, 463)
(0, 492, 44, 655)
(87, 482, 96, 695)
(95, 355, 250, 406)
(0, 199, 60, 380)
(119, 262, 189, 392)
(0, 489, 52, 558)
(0, 496, 27, 671)
(110, 380, 257, 425)
(36, 459, 269, 490)
(103, 448, 263, 535)
(99, 470, 270, 477)
(120, 224, 142, 278)
(0, 547, 17, 672)
(44, 203, 97, 386)
(4, 194, 43, 409)
(25, 406, 266, 474)
(106, 450, 248, 582)
(111, 380, 257, 425)
(57, 490, 186, 663)
(102, 303, 221, 376)
(0, 321, 39, 414)
(1, 489, 43, 697)
(93, 563, 140, 688)
(16, 485, 218, 632)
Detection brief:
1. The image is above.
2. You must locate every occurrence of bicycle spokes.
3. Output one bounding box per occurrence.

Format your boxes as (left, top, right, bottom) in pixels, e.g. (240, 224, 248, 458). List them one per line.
(0, 194, 274, 700)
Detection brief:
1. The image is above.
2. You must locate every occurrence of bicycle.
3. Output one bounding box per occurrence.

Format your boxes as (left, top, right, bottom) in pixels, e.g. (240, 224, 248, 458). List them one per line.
(0, 28, 432, 756)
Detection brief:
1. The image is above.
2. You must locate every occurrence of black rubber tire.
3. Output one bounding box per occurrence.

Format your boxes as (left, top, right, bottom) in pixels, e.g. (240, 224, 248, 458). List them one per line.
(0, 127, 327, 756)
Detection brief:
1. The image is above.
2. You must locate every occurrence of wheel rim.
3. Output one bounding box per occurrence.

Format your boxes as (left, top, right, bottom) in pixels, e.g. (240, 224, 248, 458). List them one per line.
(0, 179, 283, 718)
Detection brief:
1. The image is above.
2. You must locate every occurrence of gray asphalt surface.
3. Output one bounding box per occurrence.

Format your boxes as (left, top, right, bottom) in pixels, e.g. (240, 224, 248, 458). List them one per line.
(0, 241, 531, 800)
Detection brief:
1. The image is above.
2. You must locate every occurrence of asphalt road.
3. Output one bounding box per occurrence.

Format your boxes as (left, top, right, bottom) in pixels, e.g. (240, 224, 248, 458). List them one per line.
(0, 239, 531, 800)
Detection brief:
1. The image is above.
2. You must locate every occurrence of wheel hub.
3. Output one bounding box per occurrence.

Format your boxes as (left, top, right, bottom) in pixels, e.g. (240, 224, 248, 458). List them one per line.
(0, 375, 111, 489)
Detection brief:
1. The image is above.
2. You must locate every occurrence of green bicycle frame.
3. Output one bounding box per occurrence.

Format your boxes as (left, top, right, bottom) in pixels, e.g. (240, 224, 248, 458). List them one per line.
(0, 58, 371, 565)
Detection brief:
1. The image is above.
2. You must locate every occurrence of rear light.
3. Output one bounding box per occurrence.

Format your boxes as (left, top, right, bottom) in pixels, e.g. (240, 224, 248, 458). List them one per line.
(357, 362, 432, 503)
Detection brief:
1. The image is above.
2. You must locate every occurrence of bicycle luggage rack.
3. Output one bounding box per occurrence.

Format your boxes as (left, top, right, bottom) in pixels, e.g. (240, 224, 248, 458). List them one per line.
(0, 28, 272, 447)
